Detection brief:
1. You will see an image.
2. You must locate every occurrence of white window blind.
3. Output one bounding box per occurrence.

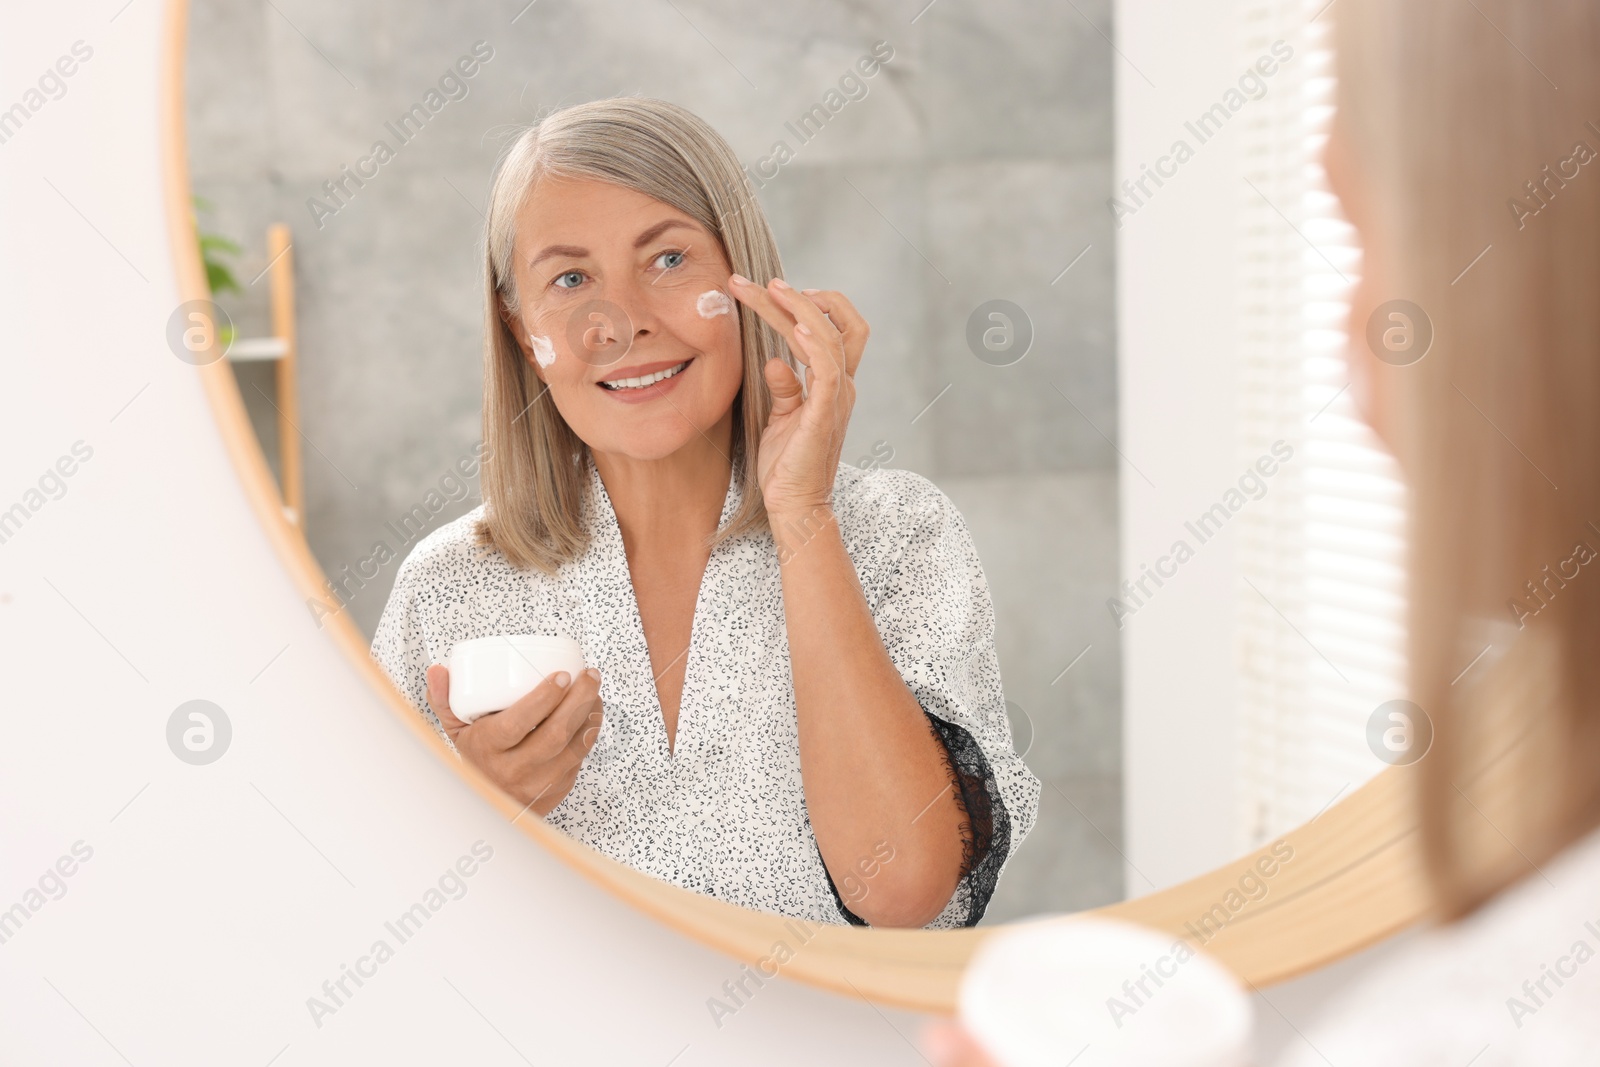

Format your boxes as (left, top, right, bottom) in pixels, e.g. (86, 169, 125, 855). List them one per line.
(1235, 0, 1409, 851)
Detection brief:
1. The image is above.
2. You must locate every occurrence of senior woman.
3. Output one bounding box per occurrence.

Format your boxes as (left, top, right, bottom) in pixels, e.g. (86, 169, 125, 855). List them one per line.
(372, 97, 1039, 930)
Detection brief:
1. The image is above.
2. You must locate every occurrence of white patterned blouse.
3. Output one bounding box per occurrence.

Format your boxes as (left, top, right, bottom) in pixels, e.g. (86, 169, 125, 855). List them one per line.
(371, 451, 1040, 928)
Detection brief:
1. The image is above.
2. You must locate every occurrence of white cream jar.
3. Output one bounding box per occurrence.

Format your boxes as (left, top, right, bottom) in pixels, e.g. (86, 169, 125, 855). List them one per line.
(446, 634, 588, 723)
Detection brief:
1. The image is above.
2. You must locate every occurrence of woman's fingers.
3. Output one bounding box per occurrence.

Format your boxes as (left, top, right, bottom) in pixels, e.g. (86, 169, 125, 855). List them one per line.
(450, 670, 603, 816)
(506, 670, 604, 767)
(798, 288, 868, 377)
(554, 706, 605, 774)
(766, 280, 846, 382)
(472, 669, 580, 751)
(727, 274, 799, 356)
(425, 664, 468, 735)
(767, 277, 839, 340)
(764, 353, 805, 418)
(727, 275, 856, 394)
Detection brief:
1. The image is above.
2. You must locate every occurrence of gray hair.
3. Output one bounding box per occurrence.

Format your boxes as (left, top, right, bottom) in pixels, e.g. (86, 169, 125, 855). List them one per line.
(473, 97, 791, 572)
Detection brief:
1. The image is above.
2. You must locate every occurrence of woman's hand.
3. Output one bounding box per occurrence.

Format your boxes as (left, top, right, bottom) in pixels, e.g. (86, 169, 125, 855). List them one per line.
(728, 275, 869, 523)
(921, 1021, 999, 1067)
(425, 664, 604, 816)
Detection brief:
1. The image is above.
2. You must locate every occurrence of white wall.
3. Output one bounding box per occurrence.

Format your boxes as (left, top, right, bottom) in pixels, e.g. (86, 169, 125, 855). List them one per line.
(0, 5, 930, 1062)
(1116, 0, 1247, 890)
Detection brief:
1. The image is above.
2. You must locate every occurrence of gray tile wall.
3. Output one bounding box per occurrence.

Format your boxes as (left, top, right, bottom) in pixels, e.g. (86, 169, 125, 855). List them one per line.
(186, 0, 1120, 922)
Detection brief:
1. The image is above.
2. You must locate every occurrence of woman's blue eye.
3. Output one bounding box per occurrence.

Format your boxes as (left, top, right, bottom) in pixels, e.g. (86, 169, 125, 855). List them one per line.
(655, 250, 685, 271)
(554, 270, 584, 289)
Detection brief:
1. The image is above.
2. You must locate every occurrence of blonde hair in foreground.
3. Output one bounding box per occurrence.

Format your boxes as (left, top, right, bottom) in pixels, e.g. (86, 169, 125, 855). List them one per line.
(1336, 0, 1600, 919)
(474, 97, 792, 573)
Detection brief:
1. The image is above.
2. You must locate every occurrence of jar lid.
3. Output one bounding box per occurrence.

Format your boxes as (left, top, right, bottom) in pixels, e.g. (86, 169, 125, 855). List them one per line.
(959, 915, 1251, 1067)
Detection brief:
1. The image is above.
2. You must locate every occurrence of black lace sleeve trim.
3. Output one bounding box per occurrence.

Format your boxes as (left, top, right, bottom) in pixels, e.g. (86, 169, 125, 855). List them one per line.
(820, 712, 1010, 927)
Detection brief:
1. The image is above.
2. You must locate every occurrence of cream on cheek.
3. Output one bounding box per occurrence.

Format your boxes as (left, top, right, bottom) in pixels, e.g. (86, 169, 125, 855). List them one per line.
(691, 289, 742, 397)
(521, 295, 575, 377)
(529, 332, 556, 368)
(696, 289, 733, 319)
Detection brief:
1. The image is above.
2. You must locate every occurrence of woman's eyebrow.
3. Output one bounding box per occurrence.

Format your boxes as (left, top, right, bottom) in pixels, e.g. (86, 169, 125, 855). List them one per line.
(527, 220, 698, 270)
(528, 243, 588, 270)
(632, 219, 698, 248)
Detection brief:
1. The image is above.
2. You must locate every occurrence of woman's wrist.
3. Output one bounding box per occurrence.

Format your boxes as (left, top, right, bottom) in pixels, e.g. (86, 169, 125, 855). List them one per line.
(769, 503, 838, 560)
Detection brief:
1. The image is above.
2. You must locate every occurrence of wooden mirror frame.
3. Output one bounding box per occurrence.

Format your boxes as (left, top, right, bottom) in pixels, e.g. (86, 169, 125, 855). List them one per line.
(161, 0, 1432, 1012)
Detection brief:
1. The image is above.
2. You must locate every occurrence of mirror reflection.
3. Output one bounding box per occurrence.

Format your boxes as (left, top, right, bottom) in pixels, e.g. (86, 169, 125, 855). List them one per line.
(188, 1, 1158, 928)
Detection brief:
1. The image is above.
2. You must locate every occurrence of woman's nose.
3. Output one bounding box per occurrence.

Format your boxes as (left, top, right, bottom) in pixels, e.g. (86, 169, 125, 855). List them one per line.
(565, 287, 654, 368)
(607, 277, 658, 342)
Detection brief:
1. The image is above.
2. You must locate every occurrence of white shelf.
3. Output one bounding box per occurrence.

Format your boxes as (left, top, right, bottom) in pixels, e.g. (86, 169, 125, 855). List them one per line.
(227, 336, 288, 361)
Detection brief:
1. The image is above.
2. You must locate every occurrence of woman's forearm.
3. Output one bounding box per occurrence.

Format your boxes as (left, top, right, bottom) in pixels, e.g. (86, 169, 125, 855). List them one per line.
(773, 505, 966, 927)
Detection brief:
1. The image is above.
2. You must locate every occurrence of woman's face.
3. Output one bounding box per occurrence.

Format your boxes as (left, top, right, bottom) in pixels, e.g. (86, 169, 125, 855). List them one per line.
(1323, 115, 1396, 459)
(504, 176, 745, 461)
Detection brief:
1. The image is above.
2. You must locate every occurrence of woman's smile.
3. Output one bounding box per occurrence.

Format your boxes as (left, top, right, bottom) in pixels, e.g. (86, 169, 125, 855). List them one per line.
(596, 356, 694, 403)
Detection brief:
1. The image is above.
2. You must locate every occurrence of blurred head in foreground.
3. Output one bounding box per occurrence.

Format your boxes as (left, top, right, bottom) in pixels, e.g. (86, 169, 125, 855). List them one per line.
(927, 2, 1600, 1063)
(1330, 0, 1600, 919)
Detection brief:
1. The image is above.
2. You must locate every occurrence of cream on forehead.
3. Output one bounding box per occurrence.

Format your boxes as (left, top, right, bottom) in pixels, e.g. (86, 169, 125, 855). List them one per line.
(529, 333, 556, 368)
(696, 289, 733, 319)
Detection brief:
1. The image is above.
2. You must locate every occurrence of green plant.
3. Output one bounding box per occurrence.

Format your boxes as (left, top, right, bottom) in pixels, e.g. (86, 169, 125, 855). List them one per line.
(192, 194, 241, 345)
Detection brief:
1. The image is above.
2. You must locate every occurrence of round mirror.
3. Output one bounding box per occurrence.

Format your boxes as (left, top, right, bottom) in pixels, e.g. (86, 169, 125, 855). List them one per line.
(167, 0, 1425, 1008)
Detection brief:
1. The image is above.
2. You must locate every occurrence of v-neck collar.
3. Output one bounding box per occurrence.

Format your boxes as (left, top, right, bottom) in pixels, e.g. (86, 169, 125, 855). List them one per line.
(579, 451, 744, 761)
